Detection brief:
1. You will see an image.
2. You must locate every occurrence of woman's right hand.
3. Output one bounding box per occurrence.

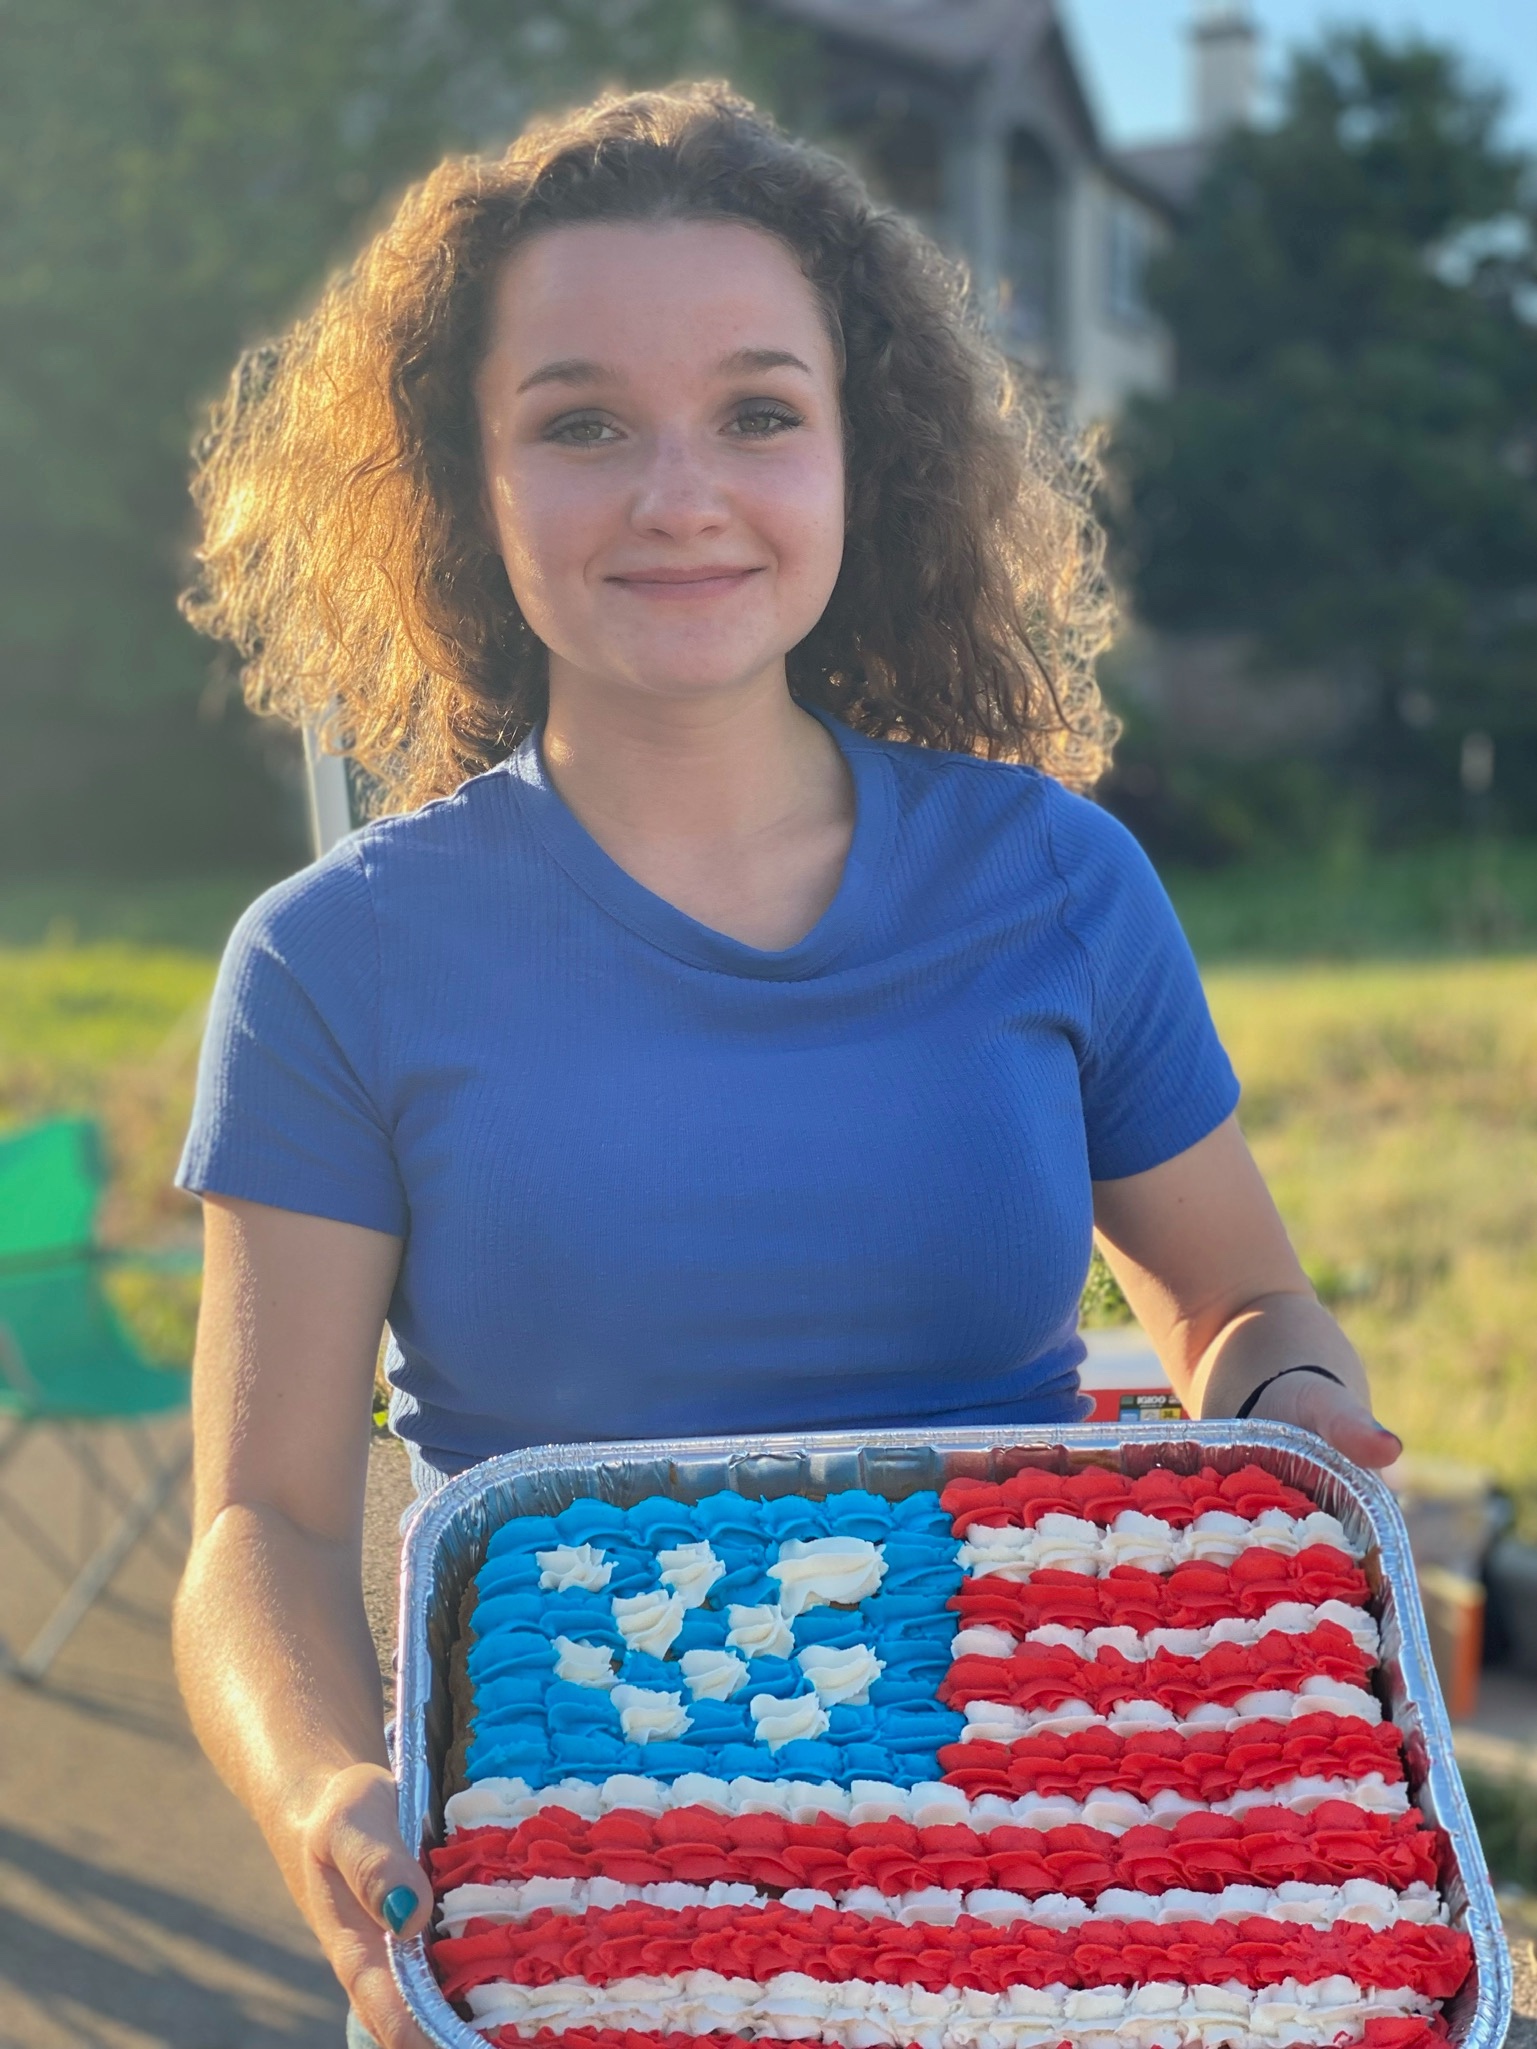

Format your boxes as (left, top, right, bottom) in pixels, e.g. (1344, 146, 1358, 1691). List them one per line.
(290, 1761, 436, 2049)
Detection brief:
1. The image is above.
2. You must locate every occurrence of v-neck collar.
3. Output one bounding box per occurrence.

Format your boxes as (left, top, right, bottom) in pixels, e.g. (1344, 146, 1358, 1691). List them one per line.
(502, 701, 895, 980)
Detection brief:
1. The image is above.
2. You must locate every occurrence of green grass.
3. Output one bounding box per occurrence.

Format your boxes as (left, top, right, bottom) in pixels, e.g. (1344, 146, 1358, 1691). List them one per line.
(0, 871, 285, 953)
(0, 937, 221, 1360)
(1166, 839, 1537, 961)
(1205, 957, 1537, 1506)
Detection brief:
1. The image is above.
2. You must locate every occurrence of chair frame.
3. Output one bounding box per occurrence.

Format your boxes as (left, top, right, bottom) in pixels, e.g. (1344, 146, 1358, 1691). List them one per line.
(0, 1142, 195, 1681)
(303, 721, 356, 858)
(0, 1406, 190, 1680)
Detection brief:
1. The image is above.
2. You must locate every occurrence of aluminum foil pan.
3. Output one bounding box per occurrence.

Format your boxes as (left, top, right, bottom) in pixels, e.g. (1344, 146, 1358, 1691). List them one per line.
(390, 1421, 1511, 2049)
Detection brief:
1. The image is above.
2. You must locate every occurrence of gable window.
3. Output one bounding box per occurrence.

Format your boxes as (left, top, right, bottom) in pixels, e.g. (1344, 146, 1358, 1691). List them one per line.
(856, 106, 943, 247)
(1003, 131, 1059, 359)
(1105, 197, 1155, 328)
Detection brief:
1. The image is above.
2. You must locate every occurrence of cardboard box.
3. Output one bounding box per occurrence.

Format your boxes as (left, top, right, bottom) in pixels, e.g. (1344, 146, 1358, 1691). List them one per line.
(1417, 1564, 1485, 1722)
(1079, 1328, 1186, 1425)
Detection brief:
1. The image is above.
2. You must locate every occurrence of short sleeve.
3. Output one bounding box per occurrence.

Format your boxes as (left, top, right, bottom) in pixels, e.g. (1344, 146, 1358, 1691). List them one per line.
(175, 847, 409, 1236)
(1046, 788, 1240, 1182)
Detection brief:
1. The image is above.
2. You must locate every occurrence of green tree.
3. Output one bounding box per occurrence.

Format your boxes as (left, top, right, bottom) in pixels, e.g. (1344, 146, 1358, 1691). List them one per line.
(1112, 30, 1537, 847)
(0, 0, 797, 872)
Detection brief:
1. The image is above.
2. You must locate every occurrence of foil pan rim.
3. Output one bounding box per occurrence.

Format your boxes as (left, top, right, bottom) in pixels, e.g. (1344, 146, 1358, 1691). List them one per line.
(388, 1420, 1512, 2049)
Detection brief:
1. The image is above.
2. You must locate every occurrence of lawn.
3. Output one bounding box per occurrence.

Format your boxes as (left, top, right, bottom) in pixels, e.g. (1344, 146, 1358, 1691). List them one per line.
(1205, 959, 1537, 1511)
(1166, 838, 1537, 961)
(2, 854, 1535, 1510)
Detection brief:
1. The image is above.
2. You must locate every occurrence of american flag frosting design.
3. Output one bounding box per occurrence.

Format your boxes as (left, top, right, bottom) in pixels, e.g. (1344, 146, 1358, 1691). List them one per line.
(427, 1469, 1472, 2049)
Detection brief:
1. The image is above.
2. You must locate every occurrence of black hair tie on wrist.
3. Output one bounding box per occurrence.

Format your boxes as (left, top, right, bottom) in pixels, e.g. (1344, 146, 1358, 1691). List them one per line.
(1235, 1364, 1345, 1420)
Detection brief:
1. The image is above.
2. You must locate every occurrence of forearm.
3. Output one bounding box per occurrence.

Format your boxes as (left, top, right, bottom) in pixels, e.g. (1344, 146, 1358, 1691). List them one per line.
(1184, 1288, 1370, 1419)
(173, 1501, 386, 1881)
(179, 1200, 431, 2034)
(1092, 1123, 1377, 1432)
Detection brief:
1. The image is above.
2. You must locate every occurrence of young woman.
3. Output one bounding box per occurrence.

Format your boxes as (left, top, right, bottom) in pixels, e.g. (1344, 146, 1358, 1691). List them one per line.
(172, 85, 1400, 2049)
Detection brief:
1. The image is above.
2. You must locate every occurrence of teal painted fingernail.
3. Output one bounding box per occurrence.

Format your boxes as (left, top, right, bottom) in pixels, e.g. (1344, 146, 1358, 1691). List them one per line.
(382, 1885, 419, 1934)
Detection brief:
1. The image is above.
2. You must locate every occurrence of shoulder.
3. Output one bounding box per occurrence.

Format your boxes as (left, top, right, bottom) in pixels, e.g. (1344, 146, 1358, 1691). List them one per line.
(236, 761, 520, 954)
(1030, 776, 1163, 894)
(851, 728, 1050, 825)
(347, 759, 522, 887)
(222, 834, 376, 984)
(851, 729, 1150, 885)
(856, 734, 1185, 996)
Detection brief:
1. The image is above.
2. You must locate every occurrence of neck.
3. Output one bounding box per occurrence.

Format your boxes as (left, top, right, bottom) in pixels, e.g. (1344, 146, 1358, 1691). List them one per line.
(541, 665, 843, 847)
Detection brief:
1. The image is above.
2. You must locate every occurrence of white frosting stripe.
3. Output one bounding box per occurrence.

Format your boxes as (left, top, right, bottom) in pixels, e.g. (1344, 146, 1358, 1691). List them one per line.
(437, 1874, 1444, 1938)
(1215, 1772, 1407, 1817)
(959, 1679, 1383, 1743)
(957, 1510, 1363, 1579)
(443, 1770, 1410, 1838)
(463, 1969, 1434, 2046)
(951, 1600, 1379, 1665)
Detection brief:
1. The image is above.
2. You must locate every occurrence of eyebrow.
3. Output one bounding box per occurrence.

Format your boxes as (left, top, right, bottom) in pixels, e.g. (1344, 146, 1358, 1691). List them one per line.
(515, 346, 815, 395)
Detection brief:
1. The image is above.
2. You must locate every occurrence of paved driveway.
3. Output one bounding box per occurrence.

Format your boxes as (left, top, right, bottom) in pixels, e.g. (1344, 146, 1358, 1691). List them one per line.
(0, 1423, 410, 2048)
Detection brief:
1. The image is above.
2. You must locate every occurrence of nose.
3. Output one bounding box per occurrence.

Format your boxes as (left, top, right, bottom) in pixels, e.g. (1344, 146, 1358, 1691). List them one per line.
(628, 428, 729, 541)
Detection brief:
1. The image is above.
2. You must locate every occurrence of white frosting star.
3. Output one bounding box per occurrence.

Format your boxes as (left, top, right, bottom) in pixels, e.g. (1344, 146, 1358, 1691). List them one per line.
(551, 1635, 619, 1688)
(766, 1536, 886, 1618)
(610, 1684, 691, 1745)
(678, 1648, 750, 1700)
(657, 1541, 726, 1608)
(796, 1642, 885, 1705)
(749, 1691, 831, 1752)
(612, 1588, 687, 1656)
(725, 1603, 794, 1659)
(535, 1543, 613, 1592)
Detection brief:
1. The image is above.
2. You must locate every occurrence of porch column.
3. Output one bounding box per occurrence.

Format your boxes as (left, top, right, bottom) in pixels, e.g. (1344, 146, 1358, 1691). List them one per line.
(943, 105, 1008, 316)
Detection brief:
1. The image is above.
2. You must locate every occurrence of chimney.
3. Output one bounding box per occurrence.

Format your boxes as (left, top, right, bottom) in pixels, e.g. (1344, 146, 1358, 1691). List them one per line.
(1191, 2, 1258, 137)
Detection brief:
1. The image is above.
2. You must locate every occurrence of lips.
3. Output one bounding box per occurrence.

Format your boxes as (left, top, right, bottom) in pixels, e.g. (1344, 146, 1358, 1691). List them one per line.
(607, 566, 762, 590)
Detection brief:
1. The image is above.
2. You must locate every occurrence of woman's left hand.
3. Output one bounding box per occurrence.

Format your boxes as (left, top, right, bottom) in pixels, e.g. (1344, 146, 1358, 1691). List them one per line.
(1243, 1366, 1402, 1469)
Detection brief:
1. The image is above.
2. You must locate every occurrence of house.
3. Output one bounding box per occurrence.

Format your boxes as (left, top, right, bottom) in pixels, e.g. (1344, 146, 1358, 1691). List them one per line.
(765, 0, 1258, 421)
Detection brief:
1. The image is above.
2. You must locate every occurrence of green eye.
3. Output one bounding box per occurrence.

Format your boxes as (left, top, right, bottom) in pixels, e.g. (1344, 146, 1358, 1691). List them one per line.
(732, 403, 802, 438)
(548, 415, 619, 445)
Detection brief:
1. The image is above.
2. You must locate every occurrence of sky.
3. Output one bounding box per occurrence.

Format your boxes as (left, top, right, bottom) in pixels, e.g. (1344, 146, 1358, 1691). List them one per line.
(1061, 0, 1534, 148)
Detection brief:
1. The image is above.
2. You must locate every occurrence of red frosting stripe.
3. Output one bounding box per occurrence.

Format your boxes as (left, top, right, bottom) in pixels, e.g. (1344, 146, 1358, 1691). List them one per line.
(941, 1465, 1317, 1535)
(949, 1551, 1369, 1630)
(431, 1902, 1473, 2004)
(427, 1801, 1442, 1904)
(482, 2027, 1453, 2049)
(940, 1622, 1371, 1716)
(937, 1715, 1406, 1801)
(1355, 2025, 1454, 2049)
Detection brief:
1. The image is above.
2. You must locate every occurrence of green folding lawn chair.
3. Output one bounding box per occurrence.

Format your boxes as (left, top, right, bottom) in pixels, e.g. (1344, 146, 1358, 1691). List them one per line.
(0, 1115, 196, 1679)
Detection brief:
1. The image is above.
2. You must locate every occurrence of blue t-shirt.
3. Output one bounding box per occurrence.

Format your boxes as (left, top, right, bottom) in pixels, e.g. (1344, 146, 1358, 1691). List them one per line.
(177, 711, 1238, 1476)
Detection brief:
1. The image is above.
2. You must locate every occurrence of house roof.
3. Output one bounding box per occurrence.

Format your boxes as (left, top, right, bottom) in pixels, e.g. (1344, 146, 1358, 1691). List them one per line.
(1112, 137, 1212, 212)
(762, 0, 1205, 219)
(764, 0, 1057, 84)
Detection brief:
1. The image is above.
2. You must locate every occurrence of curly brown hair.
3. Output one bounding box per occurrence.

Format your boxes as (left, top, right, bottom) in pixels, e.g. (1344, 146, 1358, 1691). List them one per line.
(182, 82, 1117, 812)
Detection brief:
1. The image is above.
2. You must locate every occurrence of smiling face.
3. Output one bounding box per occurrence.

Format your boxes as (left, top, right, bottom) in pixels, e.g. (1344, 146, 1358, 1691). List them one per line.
(474, 218, 847, 718)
